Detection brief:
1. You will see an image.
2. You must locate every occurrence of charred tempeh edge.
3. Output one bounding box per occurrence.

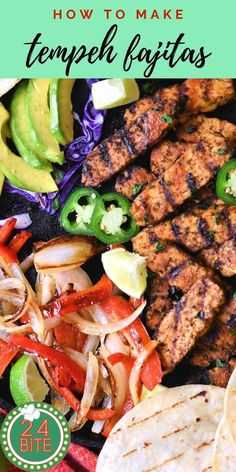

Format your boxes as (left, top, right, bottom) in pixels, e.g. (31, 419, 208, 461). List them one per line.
(115, 165, 153, 201)
(131, 137, 232, 226)
(190, 297, 236, 368)
(155, 277, 225, 373)
(145, 205, 236, 253)
(82, 99, 178, 187)
(124, 79, 235, 123)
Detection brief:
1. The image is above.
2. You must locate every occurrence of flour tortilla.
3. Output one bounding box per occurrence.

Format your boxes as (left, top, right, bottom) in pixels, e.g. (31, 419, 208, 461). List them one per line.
(96, 385, 225, 472)
(224, 367, 236, 443)
(0, 79, 20, 97)
(213, 416, 236, 471)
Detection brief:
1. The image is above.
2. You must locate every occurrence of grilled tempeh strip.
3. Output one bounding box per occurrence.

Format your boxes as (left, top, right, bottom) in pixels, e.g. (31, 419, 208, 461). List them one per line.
(150, 141, 185, 177)
(82, 80, 235, 188)
(200, 239, 236, 277)
(131, 136, 232, 226)
(190, 297, 236, 368)
(156, 277, 225, 373)
(176, 114, 236, 147)
(148, 205, 236, 253)
(82, 99, 178, 187)
(115, 165, 153, 201)
(124, 79, 235, 123)
(207, 360, 236, 388)
(146, 276, 173, 331)
(186, 359, 236, 388)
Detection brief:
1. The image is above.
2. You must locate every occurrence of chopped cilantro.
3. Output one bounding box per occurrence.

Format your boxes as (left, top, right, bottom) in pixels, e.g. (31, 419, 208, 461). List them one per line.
(217, 148, 227, 155)
(215, 359, 226, 368)
(161, 113, 173, 124)
(233, 291, 236, 300)
(132, 182, 146, 197)
(155, 242, 165, 253)
(186, 126, 196, 134)
(207, 230, 215, 238)
(214, 212, 220, 225)
(164, 181, 172, 186)
(229, 330, 236, 336)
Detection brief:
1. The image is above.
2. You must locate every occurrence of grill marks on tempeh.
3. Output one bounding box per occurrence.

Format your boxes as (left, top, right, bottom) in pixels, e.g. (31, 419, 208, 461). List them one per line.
(176, 114, 236, 148)
(147, 205, 236, 252)
(190, 297, 236, 368)
(131, 135, 232, 226)
(115, 166, 153, 201)
(82, 99, 178, 187)
(155, 277, 224, 373)
(132, 229, 225, 370)
(200, 239, 236, 277)
(82, 79, 235, 187)
(124, 79, 235, 123)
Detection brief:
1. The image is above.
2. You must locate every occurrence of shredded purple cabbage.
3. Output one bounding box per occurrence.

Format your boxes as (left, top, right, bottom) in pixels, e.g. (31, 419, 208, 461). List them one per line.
(4, 79, 106, 215)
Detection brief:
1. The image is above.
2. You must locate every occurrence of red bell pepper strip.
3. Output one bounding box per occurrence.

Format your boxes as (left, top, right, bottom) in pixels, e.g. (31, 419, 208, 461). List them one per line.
(0, 339, 18, 378)
(10, 334, 86, 392)
(108, 353, 134, 372)
(0, 218, 16, 244)
(46, 275, 114, 316)
(50, 383, 115, 421)
(9, 230, 32, 254)
(53, 366, 71, 388)
(100, 296, 162, 391)
(54, 322, 87, 352)
(0, 244, 19, 264)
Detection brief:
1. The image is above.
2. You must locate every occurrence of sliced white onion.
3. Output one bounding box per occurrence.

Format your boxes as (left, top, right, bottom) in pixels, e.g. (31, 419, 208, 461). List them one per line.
(91, 419, 106, 434)
(43, 317, 61, 331)
(104, 333, 131, 357)
(129, 340, 159, 406)
(80, 352, 99, 418)
(0, 277, 30, 323)
(36, 273, 56, 305)
(20, 253, 34, 273)
(100, 346, 127, 412)
(0, 321, 31, 334)
(0, 213, 32, 229)
(10, 263, 36, 300)
(34, 236, 103, 273)
(28, 302, 45, 339)
(64, 347, 87, 371)
(64, 301, 146, 336)
(82, 335, 100, 354)
(51, 389, 70, 416)
(50, 267, 92, 295)
(92, 394, 112, 434)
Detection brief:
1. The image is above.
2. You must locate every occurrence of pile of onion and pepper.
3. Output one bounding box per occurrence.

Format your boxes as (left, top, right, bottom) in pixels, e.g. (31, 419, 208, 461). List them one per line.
(0, 217, 162, 434)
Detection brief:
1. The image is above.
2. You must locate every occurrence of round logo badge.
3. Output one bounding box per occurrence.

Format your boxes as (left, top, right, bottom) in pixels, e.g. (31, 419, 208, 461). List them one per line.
(0, 402, 70, 471)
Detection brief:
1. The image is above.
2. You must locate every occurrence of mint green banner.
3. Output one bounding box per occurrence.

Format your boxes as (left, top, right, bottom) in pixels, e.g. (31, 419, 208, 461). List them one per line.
(0, 0, 235, 77)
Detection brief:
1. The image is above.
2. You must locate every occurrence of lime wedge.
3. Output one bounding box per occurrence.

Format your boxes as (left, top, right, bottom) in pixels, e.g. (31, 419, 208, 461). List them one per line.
(92, 79, 140, 110)
(140, 384, 167, 402)
(101, 248, 147, 298)
(10, 355, 49, 406)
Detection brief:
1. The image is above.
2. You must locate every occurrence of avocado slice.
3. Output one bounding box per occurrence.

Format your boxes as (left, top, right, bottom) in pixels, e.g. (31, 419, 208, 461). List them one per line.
(50, 79, 75, 145)
(10, 82, 52, 171)
(26, 79, 64, 165)
(0, 102, 58, 193)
